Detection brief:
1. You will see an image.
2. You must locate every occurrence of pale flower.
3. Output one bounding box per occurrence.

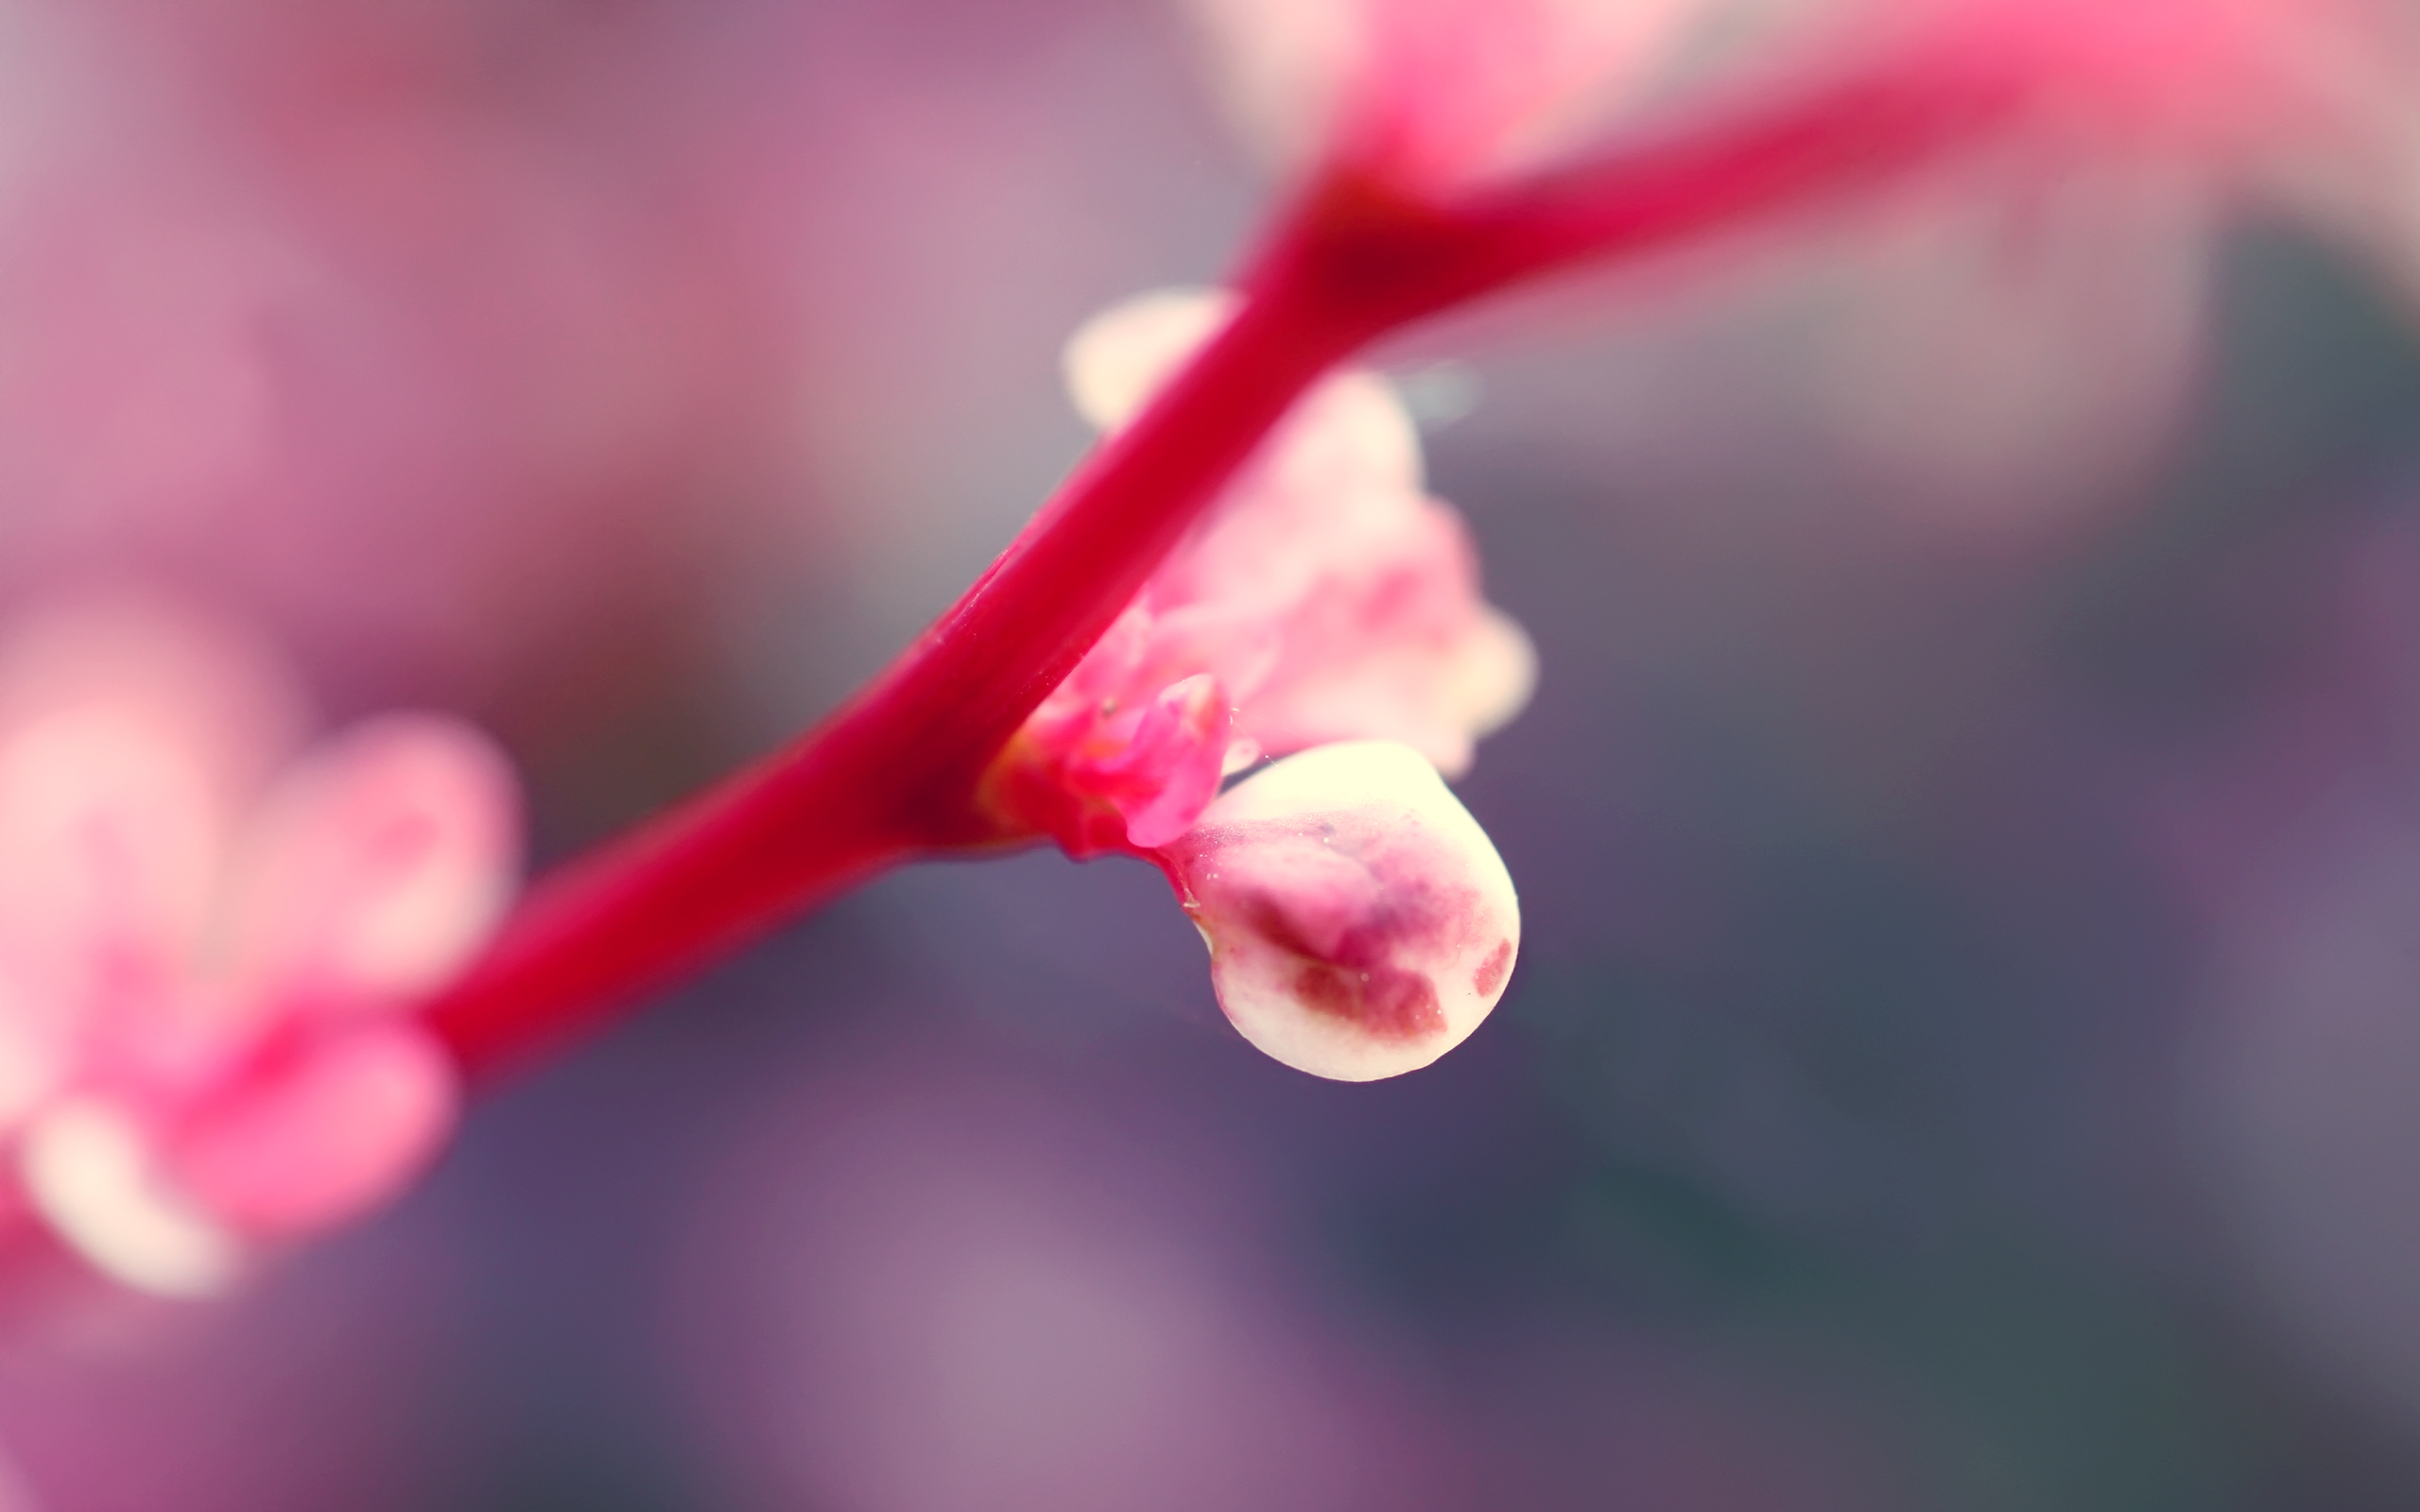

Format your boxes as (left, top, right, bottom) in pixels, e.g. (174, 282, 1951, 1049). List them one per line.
(984, 287, 1533, 858)
(977, 293, 1530, 1080)
(0, 601, 517, 1296)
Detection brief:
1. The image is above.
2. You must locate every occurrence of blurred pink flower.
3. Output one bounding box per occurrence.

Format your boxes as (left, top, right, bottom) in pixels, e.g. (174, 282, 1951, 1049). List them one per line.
(1912, 0, 2420, 316)
(1176, 0, 2420, 527)
(0, 599, 517, 1296)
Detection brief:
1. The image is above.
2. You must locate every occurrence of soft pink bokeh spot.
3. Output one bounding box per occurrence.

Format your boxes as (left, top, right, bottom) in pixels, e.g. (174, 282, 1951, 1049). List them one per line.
(0, 598, 518, 1296)
(974, 292, 1530, 1082)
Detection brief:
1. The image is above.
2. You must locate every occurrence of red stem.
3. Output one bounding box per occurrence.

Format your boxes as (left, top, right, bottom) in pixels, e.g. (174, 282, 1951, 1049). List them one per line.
(1241, 42, 2025, 334)
(426, 278, 1367, 1074)
(424, 38, 2031, 1079)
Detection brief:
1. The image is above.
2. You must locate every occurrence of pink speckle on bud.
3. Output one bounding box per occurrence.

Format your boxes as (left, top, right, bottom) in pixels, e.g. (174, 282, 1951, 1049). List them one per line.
(0, 600, 519, 1296)
(1164, 741, 1518, 1082)
(982, 290, 1533, 856)
(20, 1097, 239, 1297)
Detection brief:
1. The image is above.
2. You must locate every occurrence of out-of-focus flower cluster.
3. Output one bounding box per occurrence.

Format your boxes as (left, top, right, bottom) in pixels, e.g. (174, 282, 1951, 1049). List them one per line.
(982, 291, 1529, 1081)
(0, 600, 516, 1297)
(1185, 0, 1748, 184)
(1180, 0, 2420, 524)
(1184, 0, 2420, 205)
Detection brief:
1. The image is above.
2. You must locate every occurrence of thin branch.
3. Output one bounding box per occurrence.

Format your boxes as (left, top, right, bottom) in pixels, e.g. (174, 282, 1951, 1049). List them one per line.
(423, 28, 2032, 1080)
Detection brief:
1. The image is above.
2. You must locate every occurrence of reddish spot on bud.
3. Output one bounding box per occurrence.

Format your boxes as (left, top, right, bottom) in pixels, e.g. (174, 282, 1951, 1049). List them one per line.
(1472, 938, 1513, 999)
(1290, 960, 1445, 1040)
(979, 289, 1534, 863)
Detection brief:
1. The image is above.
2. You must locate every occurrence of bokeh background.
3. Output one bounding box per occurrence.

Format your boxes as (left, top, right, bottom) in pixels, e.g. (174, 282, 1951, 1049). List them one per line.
(3, 0, 2420, 1507)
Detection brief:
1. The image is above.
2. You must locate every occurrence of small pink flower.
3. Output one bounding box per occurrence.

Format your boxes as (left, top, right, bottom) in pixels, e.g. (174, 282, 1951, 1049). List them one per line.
(1163, 741, 1519, 1081)
(984, 288, 1532, 860)
(979, 294, 1530, 1080)
(0, 600, 517, 1295)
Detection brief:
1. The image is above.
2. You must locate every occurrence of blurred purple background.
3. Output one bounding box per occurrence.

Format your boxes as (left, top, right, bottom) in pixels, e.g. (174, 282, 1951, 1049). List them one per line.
(4, 0, 2420, 1508)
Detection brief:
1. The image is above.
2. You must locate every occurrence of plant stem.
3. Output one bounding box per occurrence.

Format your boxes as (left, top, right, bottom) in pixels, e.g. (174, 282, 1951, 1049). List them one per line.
(425, 275, 1365, 1075)
(423, 35, 2030, 1080)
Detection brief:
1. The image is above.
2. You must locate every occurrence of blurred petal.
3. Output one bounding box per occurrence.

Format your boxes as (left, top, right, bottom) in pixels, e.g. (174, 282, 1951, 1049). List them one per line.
(1181, 0, 1368, 173)
(1064, 288, 1420, 490)
(222, 713, 520, 1010)
(0, 977, 66, 1135)
(19, 1097, 238, 1297)
(0, 706, 227, 1020)
(1063, 287, 1239, 430)
(994, 291, 1531, 849)
(1212, 513, 1535, 775)
(0, 596, 309, 1059)
(1165, 741, 1518, 1080)
(169, 1024, 458, 1238)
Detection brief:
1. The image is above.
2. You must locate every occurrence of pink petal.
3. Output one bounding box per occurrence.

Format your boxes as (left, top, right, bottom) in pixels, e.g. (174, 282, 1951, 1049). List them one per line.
(1002, 289, 1533, 850)
(1063, 287, 1240, 431)
(0, 594, 308, 803)
(0, 976, 69, 1133)
(0, 597, 311, 1067)
(19, 1096, 242, 1297)
(0, 706, 228, 1023)
(223, 713, 520, 1012)
(1095, 675, 1236, 850)
(167, 1024, 458, 1237)
(986, 673, 1238, 857)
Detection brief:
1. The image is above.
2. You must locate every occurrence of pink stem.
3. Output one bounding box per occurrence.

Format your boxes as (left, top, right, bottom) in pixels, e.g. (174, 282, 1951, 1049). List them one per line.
(424, 39, 2031, 1080)
(426, 277, 1367, 1075)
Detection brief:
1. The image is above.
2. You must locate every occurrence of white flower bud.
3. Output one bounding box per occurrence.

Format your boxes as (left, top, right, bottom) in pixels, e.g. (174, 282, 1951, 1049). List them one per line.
(1166, 741, 1518, 1081)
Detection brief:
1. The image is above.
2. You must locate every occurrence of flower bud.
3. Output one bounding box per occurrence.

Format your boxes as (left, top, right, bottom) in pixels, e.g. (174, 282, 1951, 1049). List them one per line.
(983, 290, 1532, 856)
(1164, 741, 1518, 1080)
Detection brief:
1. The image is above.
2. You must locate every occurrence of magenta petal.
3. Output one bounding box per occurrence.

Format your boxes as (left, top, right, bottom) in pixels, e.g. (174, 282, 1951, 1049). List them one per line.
(169, 1024, 459, 1238)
